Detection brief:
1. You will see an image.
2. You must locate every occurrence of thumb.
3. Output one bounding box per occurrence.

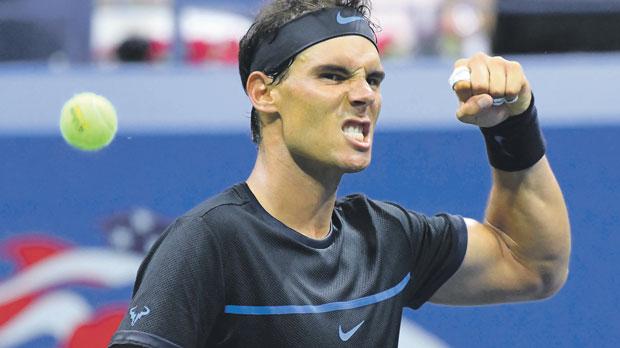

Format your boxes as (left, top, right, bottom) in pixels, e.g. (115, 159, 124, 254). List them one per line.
(456, 94, 493, 122)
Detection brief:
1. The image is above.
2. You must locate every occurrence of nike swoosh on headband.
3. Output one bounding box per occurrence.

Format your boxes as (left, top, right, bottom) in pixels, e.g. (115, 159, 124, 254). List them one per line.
(336, 11, 365, 24)
(249, 8, 377, 74)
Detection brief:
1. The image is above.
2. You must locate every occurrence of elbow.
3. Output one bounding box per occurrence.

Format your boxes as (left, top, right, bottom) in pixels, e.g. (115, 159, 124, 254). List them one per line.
(531, 266, 570, 300)
(524, 236, 571, 300)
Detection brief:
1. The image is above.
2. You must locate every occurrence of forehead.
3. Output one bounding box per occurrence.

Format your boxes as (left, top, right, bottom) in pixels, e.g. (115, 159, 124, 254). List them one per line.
(292, 35, 382, 71)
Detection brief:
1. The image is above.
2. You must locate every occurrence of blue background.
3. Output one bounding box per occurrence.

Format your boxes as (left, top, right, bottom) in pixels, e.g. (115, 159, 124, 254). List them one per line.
(1, 124, 618, 347)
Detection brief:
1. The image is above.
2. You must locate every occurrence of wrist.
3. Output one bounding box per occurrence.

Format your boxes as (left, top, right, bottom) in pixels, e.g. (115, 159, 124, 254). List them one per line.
(480, 94, 546, 172)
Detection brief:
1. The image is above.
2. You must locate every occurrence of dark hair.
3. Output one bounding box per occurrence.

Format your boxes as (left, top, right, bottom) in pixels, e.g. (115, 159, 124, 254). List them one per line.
(239, 0, 374, 144)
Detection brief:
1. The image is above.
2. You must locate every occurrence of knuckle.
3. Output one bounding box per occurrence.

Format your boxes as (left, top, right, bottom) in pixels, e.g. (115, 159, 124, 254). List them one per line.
(509, 61, 523, 71)
(454, 58, 468, 68)
(473, 51, 487, 59)
(489, 56, 505, 65)
(488, 59, 507, 73)
(469, 53, 485, 64)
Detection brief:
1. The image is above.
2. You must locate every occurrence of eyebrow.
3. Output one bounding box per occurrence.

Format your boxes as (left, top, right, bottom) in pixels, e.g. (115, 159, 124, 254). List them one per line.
(313, 64, 386, 81)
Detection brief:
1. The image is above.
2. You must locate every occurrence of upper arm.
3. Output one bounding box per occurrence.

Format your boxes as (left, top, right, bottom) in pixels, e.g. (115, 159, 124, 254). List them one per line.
(429, 218, 545, 305)
(109, 217, 225, 348)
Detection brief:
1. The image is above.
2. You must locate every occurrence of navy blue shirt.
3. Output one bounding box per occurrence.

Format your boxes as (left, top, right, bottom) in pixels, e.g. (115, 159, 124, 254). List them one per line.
(109, 183, 467, 347)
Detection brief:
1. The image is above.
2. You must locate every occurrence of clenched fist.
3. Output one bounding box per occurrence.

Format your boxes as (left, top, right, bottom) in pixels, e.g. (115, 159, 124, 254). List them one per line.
(450, 52, 532, 128)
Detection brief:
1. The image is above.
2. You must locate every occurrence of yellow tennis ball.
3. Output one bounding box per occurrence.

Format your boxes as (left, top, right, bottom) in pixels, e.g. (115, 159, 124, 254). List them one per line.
(60, 92, 118, 151)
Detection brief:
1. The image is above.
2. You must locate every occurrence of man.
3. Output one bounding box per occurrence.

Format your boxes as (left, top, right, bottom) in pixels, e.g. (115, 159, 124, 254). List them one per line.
(109, 1, 571, 347)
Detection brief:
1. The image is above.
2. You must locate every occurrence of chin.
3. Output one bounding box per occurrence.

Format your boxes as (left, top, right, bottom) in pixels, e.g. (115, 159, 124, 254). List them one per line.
(344, 166, 368, 174)
(341, 157, 371, 173)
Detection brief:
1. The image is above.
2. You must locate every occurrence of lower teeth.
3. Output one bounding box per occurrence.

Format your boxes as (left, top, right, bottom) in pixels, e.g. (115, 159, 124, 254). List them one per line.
(346, 133, 364, 141)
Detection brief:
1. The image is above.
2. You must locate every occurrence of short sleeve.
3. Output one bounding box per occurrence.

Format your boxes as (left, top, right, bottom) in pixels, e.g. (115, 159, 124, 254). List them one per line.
(408, 212, 467, 308)
(109, 216, 225, 348)
(382, 204, 467, 309)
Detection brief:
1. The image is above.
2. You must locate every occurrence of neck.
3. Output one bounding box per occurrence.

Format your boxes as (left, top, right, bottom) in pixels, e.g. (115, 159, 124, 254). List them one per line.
(246, 142, 341, 240)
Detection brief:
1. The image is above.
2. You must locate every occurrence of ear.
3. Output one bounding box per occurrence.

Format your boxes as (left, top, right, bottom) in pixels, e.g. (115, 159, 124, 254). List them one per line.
(246, 71, 279, 114)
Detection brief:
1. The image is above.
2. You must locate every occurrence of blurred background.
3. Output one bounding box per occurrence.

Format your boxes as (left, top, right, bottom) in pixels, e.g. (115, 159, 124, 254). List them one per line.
(1, 0, 619, 347)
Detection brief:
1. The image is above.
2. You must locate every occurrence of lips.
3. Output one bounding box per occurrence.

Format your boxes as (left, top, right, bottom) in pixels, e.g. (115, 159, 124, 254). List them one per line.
(341, 119, 371, 149)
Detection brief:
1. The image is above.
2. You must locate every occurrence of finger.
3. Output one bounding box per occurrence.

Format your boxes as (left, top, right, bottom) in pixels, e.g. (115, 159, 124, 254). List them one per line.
(505, 61, 525, 100)
(469, 54, 489, 96)
(488, 57, 507, 99)
(451, 59, 473, 102)
(453, 80, 473, 103)
(504, 60, 533, 115)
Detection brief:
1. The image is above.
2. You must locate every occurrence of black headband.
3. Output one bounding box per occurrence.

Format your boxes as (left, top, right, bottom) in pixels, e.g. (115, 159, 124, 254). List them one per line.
(249, 7, 377, 76)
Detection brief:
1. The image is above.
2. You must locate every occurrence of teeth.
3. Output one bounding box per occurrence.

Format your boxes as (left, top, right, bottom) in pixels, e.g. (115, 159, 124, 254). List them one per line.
(343, 125, 364, 141)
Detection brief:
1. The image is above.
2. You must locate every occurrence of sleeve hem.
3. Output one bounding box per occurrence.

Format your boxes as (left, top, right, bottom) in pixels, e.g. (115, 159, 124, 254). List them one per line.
(409, 215, 469, 309)
(108, 330, 182, 348)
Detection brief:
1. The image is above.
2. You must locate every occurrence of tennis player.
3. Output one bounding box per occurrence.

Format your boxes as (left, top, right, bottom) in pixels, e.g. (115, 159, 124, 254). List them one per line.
(109, 1, 571, 347)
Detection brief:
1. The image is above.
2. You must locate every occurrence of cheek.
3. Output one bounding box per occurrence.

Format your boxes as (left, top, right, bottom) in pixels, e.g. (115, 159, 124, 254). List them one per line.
(280, 78, 343, 110)
(370, 93, 382, 126)
(279, 84, 343, 132)
(374, 92, 383, 113)
(278, 85, 311, 119)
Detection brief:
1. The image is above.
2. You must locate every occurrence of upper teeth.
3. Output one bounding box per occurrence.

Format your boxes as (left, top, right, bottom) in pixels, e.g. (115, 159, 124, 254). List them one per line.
(343, 125, 363, 135)
(343, 125, 364, 141)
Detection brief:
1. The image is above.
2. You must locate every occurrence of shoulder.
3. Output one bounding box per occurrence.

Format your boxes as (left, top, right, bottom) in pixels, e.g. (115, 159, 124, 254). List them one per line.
(179, 183, 256, 231)
(336, 193, 425, 224)
(336, 193, 427, 241)
(183, 183, 251, 220)
(149, 184, 250, 251)
(335, 193, 465, 239)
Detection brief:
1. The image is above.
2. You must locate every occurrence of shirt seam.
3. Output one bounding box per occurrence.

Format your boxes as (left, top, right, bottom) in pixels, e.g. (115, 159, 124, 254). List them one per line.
(198, 216, 228, 317)
(109, 330, 183, 348)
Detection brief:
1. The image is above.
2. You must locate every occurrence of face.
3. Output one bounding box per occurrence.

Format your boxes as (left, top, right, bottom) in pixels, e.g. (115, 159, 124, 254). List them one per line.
(270, 35, 384, 174)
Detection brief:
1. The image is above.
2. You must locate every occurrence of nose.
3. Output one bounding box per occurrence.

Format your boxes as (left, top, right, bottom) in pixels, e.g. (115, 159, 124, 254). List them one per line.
(347, 77, 375, 110)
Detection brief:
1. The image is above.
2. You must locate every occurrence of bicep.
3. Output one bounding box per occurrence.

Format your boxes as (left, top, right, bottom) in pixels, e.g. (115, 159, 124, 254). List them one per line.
(429, 218, 543, 305)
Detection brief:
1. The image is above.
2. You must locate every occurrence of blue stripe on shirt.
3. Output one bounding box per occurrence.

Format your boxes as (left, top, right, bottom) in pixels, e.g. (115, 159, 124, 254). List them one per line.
(224, 272, 410, 315)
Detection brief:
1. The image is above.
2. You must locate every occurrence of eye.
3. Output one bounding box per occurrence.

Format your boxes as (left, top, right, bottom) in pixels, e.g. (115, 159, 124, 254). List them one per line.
(367, 77, 382, 87)
(320, 73, 346, 82)
(367, 73, 385, 88)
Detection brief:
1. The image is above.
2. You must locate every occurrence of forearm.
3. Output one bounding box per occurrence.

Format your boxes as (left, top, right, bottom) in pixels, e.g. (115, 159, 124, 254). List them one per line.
(444, 54, 572, 302)
(485, 155, 571, 294)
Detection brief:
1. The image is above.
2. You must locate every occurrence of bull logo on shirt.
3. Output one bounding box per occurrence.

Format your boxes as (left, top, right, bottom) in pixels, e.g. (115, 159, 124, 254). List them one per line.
(129, 306, 151, 326)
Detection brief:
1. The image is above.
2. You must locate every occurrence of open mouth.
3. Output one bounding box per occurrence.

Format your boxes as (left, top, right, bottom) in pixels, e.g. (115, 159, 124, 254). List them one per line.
(342, 121, 370, 144)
